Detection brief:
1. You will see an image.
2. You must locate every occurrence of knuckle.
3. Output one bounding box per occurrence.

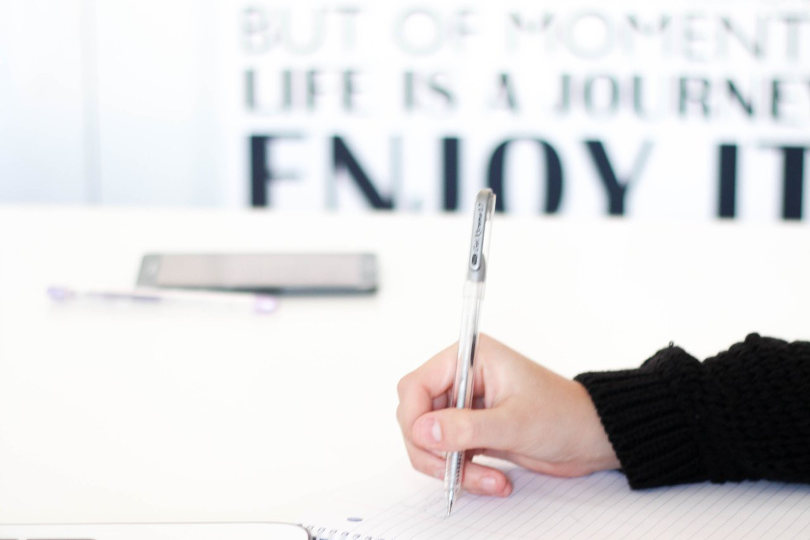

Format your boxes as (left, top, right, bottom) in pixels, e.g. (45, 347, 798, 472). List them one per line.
(395, 402, 404, 424)
(396, 374, 411, 398)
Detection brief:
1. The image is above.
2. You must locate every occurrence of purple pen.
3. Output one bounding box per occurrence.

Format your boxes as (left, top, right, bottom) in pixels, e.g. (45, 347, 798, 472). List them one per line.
(46, 286, 279, 314)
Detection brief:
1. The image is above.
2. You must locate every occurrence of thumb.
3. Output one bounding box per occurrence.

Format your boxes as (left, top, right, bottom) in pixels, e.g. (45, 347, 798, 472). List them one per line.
(412, 406, 515, 453)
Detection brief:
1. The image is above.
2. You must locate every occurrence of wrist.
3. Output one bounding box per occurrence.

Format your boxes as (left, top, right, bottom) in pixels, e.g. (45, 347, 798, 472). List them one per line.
(571, 380, 621, 473)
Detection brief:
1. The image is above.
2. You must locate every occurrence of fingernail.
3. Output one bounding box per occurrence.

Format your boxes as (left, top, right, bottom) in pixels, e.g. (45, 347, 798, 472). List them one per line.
(415, 417, 443, 445)
(481, 476, 498, 492)
(430, 419, 442, 442)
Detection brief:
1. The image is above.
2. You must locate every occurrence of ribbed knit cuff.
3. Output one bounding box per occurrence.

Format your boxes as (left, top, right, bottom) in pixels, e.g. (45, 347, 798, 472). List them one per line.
(575, 347, 708, 489)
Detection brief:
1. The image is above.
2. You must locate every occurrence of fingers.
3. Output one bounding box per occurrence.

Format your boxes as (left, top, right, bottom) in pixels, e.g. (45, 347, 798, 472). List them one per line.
(396, 343, 457, 438)
(396, 338, 495, 436)
(396, 337, 515, 497)
(411, 406, 516, 453)
(403, 438, 512, 497)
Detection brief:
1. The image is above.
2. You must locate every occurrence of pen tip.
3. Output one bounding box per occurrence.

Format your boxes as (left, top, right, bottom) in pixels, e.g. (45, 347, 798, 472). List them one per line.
(445, 494, 454, 518)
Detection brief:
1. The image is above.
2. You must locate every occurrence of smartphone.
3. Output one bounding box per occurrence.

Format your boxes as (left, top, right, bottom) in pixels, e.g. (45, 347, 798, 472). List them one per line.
(136, 253, 377, 295)
(0, 522, 310, 540)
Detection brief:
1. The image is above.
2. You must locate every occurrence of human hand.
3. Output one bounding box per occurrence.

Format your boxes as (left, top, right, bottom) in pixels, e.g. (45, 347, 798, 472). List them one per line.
(396, 334, 620, 497)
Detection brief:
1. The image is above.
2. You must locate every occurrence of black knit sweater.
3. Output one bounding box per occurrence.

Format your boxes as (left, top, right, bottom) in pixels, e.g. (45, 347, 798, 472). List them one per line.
(574, 334, 810, 489)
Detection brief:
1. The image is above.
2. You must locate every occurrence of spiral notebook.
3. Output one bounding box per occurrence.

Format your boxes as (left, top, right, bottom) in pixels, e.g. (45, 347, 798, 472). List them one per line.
(299, 461, 810, 539)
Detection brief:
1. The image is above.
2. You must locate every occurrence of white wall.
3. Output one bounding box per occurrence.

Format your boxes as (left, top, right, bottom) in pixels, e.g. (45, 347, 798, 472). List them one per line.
(0, 0, 224, 206)
(93, 0, 224, 205)
(0, 0, 87, 203)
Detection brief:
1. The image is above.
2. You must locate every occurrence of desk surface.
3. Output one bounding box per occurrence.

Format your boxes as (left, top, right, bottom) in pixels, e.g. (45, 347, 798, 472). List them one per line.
(0, 207, 809, 524)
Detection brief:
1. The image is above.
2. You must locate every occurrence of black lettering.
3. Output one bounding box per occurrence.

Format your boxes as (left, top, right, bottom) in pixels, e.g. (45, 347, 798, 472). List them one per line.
(442, 137, 460, 211)
(780, 15, 808, 60)
(282, 70, 293, 110)
(245, 69, 256, 110)
(585, 140, 652, 215)
(306, 70, 321, 110)
(727, 81, 754, 117)
(429, 74, 454, 107)
(242, 7, 274, 54)
(332, 136, 394, 209)
(683, 14, 710, 61)
(250, 134, 302, 207)
(403, 71, 453, 112)
(335, 7, 361, 50)
(627, 14, 671, 36)
(404, 72, 416, 110)
(507, 12, 555, 34)
(492, 73, 519, 111)
(771, 79, 789, 120)
(679, 77, 711, 117)
(486, 139, 563, 214)
(584, 75, 619, 116)
(632, 75, 648, 117)
(342, 70, 358, 111)
(554, 74, 571, 114)
(720, 17, 765, 58)
(245, 68, 293, 112)
(718, 144, 738, 218)
(505, 12, 555, 50)
(770, 145, 809, 220)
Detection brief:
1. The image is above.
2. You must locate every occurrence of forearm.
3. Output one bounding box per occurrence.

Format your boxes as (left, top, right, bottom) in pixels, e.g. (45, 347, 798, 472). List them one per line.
(575, 334, 810, 489)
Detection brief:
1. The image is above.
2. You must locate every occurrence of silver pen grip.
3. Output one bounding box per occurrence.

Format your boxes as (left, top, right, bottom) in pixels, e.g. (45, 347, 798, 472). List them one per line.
(445, 449, 465, 501)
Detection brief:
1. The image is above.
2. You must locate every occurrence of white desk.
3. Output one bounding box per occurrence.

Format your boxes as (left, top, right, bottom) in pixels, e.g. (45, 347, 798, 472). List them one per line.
(1, 207, 809, 525)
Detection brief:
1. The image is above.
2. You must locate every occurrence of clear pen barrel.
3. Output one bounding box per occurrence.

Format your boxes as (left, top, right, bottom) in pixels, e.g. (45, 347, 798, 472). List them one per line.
(445, 280, 485, 495)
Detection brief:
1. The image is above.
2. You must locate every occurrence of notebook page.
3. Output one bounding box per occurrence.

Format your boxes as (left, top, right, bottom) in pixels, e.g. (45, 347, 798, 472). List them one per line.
(301, 465, 810, 539)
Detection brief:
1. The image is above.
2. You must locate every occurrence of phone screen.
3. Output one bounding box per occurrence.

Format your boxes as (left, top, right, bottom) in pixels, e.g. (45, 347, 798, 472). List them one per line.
(137, 253, 377, 295)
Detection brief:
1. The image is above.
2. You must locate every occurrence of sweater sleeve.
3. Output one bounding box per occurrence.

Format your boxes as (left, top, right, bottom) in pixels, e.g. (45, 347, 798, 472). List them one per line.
(574, 333, 810, 489)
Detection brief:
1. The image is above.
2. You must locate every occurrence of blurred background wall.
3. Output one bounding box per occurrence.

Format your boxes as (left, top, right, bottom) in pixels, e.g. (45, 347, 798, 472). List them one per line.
(1, 0, 808, 219)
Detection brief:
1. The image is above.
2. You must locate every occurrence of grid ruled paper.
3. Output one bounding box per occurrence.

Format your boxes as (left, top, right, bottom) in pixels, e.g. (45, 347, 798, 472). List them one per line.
(302, 466, 810, 539)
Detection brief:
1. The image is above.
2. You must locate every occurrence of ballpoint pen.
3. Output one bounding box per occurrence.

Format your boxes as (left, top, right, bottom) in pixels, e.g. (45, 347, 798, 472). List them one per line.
(445, 188, 496, 517)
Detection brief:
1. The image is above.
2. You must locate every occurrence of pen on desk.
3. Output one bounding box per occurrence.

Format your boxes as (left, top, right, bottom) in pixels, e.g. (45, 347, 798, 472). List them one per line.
(46, 286, 279, 314)
(445, 188, 496, 517)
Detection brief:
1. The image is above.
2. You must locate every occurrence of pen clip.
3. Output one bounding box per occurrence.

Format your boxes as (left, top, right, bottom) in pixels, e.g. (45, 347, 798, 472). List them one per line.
(467, 189, 496, 282)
